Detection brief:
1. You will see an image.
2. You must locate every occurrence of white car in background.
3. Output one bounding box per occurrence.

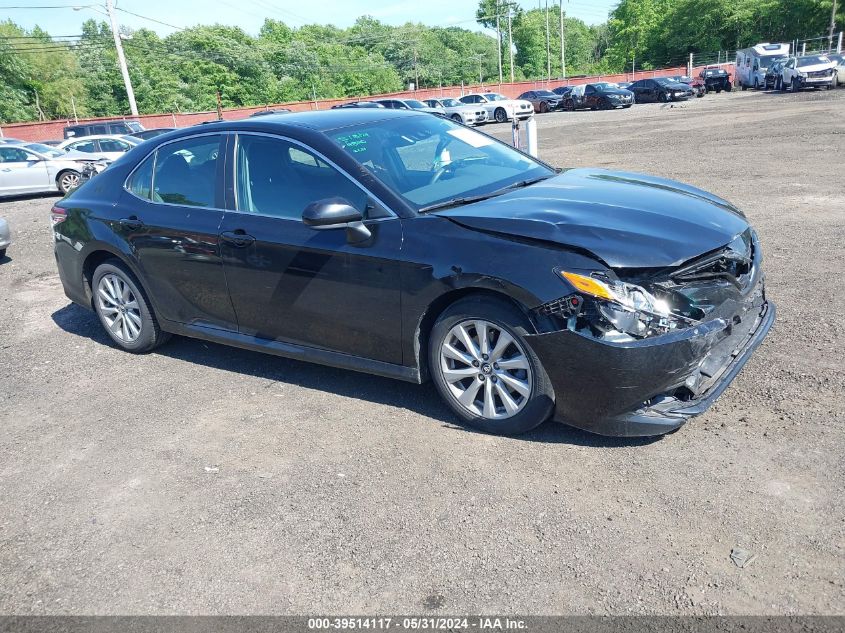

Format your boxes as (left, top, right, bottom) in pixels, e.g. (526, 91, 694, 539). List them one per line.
(423, 98, 488, 125)
(56, 134, 141, 161)
(779, 54, 837, 91)
(457, 93, 534, 123)
(829, 53, 845, 87)
(0, 142, 109, 196)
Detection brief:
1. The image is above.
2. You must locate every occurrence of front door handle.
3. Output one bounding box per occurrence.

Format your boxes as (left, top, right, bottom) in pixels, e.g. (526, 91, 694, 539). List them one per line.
(1, 168, 11, 172)
(119, 216, 144, 230)
(220, 230, 255, 248)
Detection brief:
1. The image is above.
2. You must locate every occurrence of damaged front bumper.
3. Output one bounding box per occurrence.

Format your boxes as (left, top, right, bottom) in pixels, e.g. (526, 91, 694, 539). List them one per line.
(525, 284, 775, 437)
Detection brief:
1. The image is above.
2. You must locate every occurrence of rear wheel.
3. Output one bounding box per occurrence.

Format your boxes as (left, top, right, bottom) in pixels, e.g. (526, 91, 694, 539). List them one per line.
(429, 296, 554, 436)
(92, 260, 170, 353)
(494, 107, 508, 123)
(57, 170, 81, 194)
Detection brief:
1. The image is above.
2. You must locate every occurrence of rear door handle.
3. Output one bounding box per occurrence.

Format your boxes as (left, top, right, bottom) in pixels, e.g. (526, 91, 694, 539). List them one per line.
(220, 230, 255, 248)
(119, 216, 144, 230)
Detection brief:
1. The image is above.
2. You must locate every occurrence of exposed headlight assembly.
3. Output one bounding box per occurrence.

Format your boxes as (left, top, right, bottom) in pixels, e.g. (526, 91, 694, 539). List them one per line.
(556, 270, 695, 339)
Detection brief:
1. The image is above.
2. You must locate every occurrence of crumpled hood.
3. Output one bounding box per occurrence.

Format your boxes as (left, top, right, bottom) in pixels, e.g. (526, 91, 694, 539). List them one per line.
(433, 168, 750, 268)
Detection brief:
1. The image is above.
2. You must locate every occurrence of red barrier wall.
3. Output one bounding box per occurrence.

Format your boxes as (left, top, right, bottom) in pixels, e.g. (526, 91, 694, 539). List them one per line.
(0, 64, 735, 142)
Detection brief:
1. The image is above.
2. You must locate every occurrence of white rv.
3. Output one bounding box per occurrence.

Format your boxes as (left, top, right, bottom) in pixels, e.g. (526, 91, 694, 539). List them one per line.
(736, 43, 791, 89)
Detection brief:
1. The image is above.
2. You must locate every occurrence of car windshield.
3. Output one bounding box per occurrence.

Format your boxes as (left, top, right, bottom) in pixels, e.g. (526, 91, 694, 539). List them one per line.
(483, 93, 508, 101)
(534, 90, 557, 97)
(404, 100, 428, 109)
(328, 115, 554, 211)
(798, 55, 830, 67)
(441, 98, 462, 107)
(759, 54, 786, 67)
(703, 70, 726, 76)
(25, 143, 64, 158)
(126, 121, 143, 132)
(591, 82, 617, 91)
(654, 78, 678, 85)
(672, 76, 692, 82)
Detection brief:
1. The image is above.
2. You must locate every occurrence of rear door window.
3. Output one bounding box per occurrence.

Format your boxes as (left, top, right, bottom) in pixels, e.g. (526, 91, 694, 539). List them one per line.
(152, 135, 222, 207)
(69, 140, 97, 153)
(99, 139, 130, 153)
(126, 153, 155, 200)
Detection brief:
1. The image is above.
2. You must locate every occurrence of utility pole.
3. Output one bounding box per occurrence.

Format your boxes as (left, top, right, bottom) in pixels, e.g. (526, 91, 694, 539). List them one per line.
(508, 6, 514, 83)
(560, 0, 565, 79)
(830, 0, 838, 51)
(496, 0, 503, 84)
(545, 0, 551, 81)
(414, 47, 419, 91)
(105, 0, 138, 116)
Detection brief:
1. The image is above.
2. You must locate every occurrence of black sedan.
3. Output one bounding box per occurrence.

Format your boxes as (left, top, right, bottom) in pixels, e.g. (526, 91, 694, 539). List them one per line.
(562, 83, 634, 110)
(628, 77, 694, 102)
(52, 110, 774, 437)
(517, 90, 561, 113)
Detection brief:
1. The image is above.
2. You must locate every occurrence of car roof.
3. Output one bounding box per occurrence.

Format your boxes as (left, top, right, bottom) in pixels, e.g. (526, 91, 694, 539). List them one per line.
(183, 108, 433, 135)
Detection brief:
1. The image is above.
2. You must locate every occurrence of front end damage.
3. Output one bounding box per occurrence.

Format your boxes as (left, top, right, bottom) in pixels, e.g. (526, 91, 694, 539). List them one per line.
(525, 229, 775, 436)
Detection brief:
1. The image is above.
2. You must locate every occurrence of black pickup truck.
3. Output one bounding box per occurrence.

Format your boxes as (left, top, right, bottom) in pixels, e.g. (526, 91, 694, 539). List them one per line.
(699, 68, 732, 93)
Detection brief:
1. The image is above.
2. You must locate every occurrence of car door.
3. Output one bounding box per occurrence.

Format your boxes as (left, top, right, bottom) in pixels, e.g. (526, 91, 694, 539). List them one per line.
(120, 132, 237, 331)
(0, 147, 50, 195)
(584, 85, 596, 108)
(218, 132, 404, 364)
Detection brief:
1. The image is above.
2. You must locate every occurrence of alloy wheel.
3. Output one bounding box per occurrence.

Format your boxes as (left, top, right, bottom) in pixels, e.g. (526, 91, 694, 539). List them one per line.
(97, 273, 142, 343)
(439, 319, 533, 420)
(59, 172, 80, 193)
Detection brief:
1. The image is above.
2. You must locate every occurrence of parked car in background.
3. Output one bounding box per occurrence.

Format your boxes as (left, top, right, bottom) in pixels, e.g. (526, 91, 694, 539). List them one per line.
(698, 68, 732, 93)
(52, 109, 774, 438)
(824, 53, 844, 87)
(779, 55, 837, 91)
(616, 81, 633, 89)
(56, 134, 141, 161)
(627, 78, 693, 102)
(765, 60, 788, 89)
(375, 99, 443, 115)
(517, 90, 562, 113)
(249, 109, 292, 117)
(63, 120, 144, 139)
(331, 101, 386, 109)
(552, 86, 574, 98)
(133, 128, 176, 140)
(667, 75, 706, 97)
(0, 142, 109, 196)
(458, 93, 534, 123)
(582, 82, 634, 109)
(423, 98, 488, 125)
(0, 217, 10, 259)
(0, 138, 25, 144)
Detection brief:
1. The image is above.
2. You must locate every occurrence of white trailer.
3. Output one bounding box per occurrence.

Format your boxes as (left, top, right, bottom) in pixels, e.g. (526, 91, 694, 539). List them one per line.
(736, 43, 791, 89)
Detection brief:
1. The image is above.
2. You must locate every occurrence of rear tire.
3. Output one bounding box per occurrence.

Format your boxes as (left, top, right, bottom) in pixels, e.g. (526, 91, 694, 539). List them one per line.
(92, 260, 170, 353)
(429, 296, 554, 436)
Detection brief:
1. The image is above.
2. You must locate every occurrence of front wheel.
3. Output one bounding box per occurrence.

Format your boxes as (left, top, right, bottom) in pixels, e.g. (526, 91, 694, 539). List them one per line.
(658, 92, 669, 103)
(539, 101, 549, 113)
(725, 83, 731, 92)
(57, 170, 81, 194)
(450, 113, 462, 122)
(429, 296, 554, 436)
(92, 260, 170, 353)
(494, 107, 508, 123)
(792, 77, 800, 92)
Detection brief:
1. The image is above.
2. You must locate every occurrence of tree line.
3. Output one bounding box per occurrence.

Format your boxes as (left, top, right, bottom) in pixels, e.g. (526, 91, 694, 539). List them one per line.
(0, 0, 841, 124)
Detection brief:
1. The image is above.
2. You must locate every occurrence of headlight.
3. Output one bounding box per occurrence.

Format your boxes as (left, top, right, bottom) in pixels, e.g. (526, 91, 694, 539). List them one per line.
(557, 270, 683, 338)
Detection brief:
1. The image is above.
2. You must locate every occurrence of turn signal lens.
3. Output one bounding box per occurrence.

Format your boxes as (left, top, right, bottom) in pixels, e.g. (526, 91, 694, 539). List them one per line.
(559, 271, 614, 301)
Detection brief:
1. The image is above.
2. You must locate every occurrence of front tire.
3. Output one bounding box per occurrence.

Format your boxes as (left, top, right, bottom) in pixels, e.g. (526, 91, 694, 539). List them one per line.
(92, 260, 170, 353)
(450, 113, 463, 122)
(659, 91, 669, 103)
(57, 170, 81, 194)
(429, 296, 554, 436)
(494, 107, 508, 123)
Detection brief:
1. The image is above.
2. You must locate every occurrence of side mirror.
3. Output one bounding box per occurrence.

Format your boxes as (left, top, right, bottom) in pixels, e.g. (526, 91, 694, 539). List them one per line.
(302, 197, 371, 243)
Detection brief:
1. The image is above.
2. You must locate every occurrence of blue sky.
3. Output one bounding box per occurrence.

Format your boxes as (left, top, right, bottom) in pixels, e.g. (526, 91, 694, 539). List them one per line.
(3, 0, 617, 37)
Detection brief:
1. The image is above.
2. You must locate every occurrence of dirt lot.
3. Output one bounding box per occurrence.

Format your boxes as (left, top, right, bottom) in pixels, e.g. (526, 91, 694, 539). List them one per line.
(1, 89, 843, 616)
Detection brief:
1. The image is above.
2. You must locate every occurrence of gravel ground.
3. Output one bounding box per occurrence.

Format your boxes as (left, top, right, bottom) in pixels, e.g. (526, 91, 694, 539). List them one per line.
(0, 89, 843, 615)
